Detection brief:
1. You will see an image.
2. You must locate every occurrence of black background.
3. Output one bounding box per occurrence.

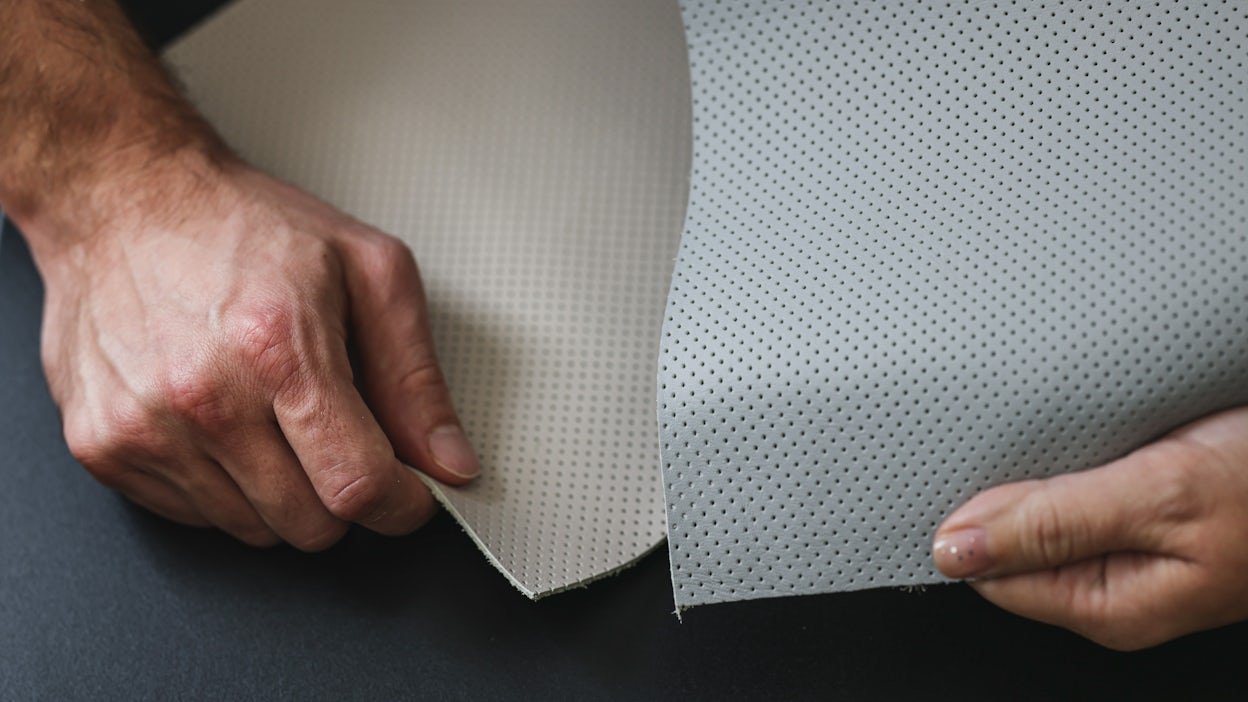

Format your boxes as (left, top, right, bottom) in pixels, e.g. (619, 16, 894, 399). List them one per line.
(2, 3, 1245, 699)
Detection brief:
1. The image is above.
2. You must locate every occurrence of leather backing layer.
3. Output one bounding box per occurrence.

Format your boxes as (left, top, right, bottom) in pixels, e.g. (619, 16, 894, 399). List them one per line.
(660, 0, 1248, 607)
(168, 0, 691, 597)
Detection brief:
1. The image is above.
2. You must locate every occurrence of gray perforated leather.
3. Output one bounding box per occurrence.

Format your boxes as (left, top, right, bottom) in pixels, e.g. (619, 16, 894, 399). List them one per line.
(660, 0, 1248, 608)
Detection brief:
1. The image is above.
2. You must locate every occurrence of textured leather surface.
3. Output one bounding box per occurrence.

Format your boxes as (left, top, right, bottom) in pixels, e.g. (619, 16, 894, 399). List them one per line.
(660, 0, 1248, 607)
(166, 0, 691, 597)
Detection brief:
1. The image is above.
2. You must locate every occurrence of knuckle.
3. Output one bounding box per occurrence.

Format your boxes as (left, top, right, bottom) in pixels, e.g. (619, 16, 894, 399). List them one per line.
(356, 232, 419, 281)
(1021, 489, 1078, 567)
(320, 469, 387, 522)
(361, 229, 412, 261)
(395, 358, 446, 397)
(161, 371, 231, 430)
(300, 234, 336, 264)
(225, 307, 304, 389)
(66, 402, 167, 468)
(63, 414, 110, 470)
(291, 237, 345, 287)
(230, 307, 296, 364)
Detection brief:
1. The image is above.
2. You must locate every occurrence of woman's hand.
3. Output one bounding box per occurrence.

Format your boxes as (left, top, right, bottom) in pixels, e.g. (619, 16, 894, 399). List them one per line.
(934, 407, 1248, 650)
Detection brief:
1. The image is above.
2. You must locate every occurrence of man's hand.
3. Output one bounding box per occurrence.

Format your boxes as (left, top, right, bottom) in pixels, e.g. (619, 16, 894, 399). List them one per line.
(0, 0, 478, 549)
(39, 164, 479, 549)
(933, 407, 1248, 650)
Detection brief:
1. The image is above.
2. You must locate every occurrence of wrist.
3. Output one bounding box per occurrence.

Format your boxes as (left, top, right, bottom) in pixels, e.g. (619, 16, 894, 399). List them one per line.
(12, 139, 240, 265)
(0, 0, 237, 256)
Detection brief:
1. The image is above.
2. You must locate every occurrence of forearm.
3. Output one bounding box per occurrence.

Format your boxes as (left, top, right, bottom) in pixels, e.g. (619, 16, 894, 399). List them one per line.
(0, 0, 230, 255)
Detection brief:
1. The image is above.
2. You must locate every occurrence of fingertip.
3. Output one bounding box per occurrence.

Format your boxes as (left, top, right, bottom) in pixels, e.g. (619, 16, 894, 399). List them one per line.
(426, 424, 480, 484)
(932, 482, 1023, 578)
(932, 527, 992, 578)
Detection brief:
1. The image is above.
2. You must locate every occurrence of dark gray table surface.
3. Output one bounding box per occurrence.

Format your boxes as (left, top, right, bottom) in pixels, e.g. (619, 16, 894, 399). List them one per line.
(2, 4, 1246, 699)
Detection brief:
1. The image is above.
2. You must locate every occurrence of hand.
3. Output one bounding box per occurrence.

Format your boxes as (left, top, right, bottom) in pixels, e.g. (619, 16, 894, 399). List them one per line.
(932, 407, 1248, 650)
(30, 158, 480, 550)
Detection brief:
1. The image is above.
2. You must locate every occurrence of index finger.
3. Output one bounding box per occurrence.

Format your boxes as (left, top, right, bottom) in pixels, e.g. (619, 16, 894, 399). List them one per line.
(273, 349, 438, 535)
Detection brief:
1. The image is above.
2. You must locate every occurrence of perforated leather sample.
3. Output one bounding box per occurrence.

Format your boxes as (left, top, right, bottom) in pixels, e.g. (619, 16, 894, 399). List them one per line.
(167, 0, 691, 597)
(660, 1, 1248, 607)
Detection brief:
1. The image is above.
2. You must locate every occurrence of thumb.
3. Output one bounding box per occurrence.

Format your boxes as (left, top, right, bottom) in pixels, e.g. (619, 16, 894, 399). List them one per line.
(339, 230, 480, 485)
(931, 445, 1190, 579)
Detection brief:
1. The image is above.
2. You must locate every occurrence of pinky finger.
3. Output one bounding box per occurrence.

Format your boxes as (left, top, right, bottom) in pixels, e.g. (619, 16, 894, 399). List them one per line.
(113, 471, 211, 527)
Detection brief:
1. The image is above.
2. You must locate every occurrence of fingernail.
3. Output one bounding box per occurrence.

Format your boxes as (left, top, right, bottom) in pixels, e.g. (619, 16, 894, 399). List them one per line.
(932, 528, 991, 578)
(428, 425, 481, 480)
